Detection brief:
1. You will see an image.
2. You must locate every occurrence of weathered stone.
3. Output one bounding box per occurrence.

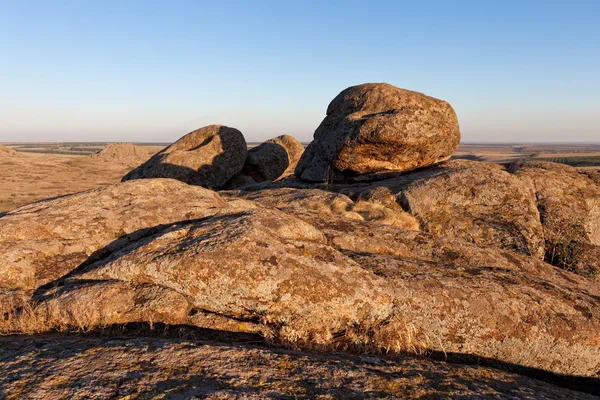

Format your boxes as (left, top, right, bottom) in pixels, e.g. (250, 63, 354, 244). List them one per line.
(510, 161, 600, 275)
(235, 187, 419, 230)
(396, 160, 544, 257)
(253, 160, 544, 257)
(1, 336, 596, 399)
(237, 197, 600, 377)
(0, 179, 226, 291)
(122, 125, 247, 189)
(3, 159, 600, 379)
(39, 207, 394, 345)
(295, 83, 460, 182)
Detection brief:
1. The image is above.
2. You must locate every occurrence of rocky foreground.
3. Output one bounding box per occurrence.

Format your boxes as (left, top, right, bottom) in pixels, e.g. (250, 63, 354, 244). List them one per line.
(1, 83, 599, 398)
(1, 334, 596, 399)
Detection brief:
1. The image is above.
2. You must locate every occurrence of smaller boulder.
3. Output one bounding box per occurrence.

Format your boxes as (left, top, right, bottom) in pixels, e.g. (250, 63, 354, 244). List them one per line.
(226, 135, 304, 188)
(122, 125, 247, 189)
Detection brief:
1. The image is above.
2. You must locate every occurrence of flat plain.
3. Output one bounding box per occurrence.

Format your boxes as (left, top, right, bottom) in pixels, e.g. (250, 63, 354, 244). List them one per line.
(2, 142, 599, 214)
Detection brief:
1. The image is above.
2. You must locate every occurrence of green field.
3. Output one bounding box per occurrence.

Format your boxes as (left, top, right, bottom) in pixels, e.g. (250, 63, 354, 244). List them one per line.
(536, 156, 600, 167)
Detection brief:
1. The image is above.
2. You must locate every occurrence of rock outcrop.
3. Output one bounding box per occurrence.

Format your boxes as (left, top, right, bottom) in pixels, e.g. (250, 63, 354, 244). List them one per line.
(347, 160, 544, 257)
(510, 161, 600, 276)
(0, 144, 18, 156)
(37, 206, 393, 345)
(230, 187, 600, 377)
(122, 125, 247, 189)
(0, 179, 226, 292)
(2, 179, 599, 378)
(3, 86, 600, 397)
(89, 143, 160, 164)
(295, 83, 460, 182)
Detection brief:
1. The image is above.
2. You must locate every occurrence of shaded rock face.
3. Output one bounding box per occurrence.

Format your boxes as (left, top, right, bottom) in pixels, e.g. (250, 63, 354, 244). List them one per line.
(225, 135, 304, 189)
(249, 135, 304, 180)
(586, 170, 600, 186)
(0, 179, 226, 291)
(295, 83, 460, 182)
(510, 161, 600, 275)
(122, 125, 247, 189)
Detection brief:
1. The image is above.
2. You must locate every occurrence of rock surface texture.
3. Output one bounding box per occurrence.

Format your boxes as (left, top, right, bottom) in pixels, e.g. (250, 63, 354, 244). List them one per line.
(0, 179, 226, 292)
(122, 125, 247, 189)
(510, 161, 600, 276)
(295, 83, 461, 182)
(2, 175, 600, 382)
(0, 336, 595, 400)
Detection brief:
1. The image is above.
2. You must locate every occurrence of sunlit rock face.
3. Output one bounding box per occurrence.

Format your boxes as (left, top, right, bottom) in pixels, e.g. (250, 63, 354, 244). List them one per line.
(122, 124, 247, 189)
(0, 179, 226, 291)
(295, 83, 461, 182)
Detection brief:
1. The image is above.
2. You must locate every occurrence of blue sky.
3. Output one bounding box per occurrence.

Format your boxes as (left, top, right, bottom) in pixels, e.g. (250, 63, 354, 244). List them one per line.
(0, 0, 598, 143)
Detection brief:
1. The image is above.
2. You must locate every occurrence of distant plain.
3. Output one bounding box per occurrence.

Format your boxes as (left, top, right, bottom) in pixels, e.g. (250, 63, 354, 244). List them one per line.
(1, 142, 599, 213)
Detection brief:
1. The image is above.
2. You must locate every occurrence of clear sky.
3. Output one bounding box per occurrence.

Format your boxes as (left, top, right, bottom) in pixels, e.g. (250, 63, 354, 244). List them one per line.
(0, 0, 598, 143)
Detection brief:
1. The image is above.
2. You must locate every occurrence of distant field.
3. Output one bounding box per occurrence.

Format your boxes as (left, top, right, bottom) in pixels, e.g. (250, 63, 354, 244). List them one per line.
(0, 141, 598, 213)
(3, 142, 169, 156)
(454, 143, 600, 167)
(534, 156, 600, 167)
(3, 142, 272, 155)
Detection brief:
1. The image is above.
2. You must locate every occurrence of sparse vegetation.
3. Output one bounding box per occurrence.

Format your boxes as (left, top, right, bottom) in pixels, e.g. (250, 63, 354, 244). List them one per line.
(541, 213, 587, 272)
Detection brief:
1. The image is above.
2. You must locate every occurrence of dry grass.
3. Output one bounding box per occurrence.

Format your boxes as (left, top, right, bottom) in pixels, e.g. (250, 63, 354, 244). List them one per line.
(0, 148, 161, 213)
(0, 298, 108, 335)
(1, 296, 440, 361)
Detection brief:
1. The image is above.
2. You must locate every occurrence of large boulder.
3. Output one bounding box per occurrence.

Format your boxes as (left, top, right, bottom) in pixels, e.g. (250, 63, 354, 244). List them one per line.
(122, 125, 247, 189)
(0, 179, 226, 292)
(510, 161, 600, 276)
(295, 83, 460, 182)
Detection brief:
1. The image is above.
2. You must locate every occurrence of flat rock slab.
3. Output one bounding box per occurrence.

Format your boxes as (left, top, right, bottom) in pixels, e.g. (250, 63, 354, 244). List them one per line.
(0, 179, 226, 291)
(0, 335, 595, 399)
